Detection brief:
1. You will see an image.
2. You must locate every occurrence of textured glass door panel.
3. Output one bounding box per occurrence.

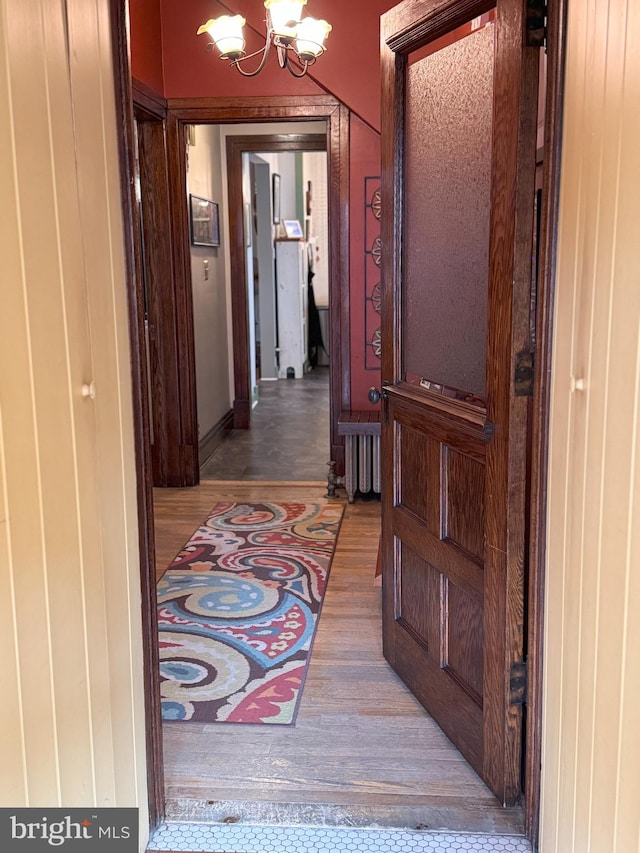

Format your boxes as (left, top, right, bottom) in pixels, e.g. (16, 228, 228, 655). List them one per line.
(403, 21, 495, 400)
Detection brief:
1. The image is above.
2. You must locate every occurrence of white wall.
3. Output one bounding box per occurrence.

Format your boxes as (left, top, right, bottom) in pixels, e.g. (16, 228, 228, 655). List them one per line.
(540, 1, 640, 850)
(0, 0, 148, 845)
(187, 124, 231, 442)
(303, 151, 329, 307)
(219, 122, 326, 400)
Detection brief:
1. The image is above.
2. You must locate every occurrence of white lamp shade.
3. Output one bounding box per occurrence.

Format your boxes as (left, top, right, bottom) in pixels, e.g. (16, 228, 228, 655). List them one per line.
(197, 15, 246, 56)
(265, 0, 306, 38)
(295, 17, 331, 59)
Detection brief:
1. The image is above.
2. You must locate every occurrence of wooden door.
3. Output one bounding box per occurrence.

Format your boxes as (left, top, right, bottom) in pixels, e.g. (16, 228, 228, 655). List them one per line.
(380, 0, 539, 805)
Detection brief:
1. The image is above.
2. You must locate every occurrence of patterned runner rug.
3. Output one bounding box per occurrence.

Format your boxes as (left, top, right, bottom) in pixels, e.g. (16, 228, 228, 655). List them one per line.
(157, 501, 344, 725)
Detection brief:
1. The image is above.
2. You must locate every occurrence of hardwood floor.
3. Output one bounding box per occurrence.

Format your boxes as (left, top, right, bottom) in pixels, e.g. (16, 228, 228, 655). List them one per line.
(153, 482, 523, 834)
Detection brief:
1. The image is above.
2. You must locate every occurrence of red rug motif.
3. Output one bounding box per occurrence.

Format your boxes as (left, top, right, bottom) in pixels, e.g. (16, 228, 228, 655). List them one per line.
(157, 501, 343, 725)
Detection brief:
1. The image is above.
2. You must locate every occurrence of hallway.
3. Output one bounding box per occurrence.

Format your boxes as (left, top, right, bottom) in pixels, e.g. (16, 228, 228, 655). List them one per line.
(200, 369, 330, 482)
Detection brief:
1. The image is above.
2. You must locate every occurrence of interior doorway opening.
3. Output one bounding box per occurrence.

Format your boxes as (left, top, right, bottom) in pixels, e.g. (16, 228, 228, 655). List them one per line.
(148, 120, 523, 835)
(177, 122, 332, 481)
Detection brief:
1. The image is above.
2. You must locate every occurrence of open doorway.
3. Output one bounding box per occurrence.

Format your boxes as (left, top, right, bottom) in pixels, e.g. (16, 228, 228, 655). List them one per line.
(124, 28, 556, 840)
(146, 120, 523, 832)
(181, 123, 332, 482)
(132, 107, 531, 838)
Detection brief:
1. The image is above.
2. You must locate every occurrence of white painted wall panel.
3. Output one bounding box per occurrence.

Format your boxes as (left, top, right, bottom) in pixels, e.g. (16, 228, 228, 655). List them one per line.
(0, 0, 148, 842)
(541, 1, 640, 851)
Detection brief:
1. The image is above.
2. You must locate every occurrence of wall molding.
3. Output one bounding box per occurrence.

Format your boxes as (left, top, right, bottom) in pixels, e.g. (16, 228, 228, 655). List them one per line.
(199, 409, 234, 467)
(132, 77, 167, 120)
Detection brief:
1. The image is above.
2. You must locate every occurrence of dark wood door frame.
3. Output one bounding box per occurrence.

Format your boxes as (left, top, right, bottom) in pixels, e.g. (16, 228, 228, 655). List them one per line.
(132, 78, 201, 489)
(524, 0, 568, 843)
(108, 0, 165, 826)
(225, 133, 326, 429)
(166, 97, 350, 475)
(108, 0, 566, 841)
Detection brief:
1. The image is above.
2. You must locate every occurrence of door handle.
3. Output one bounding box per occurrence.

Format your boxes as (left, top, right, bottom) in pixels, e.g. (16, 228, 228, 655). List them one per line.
(368, 386, 388, 404)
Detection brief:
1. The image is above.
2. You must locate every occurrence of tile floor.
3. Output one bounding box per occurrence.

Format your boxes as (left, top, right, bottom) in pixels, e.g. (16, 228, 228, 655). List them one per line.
(200, 369, 330, 482)
(147, 822, 532, 852)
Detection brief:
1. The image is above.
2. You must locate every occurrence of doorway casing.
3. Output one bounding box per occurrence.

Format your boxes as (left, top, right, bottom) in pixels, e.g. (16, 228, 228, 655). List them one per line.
(165, 98, 350, 482)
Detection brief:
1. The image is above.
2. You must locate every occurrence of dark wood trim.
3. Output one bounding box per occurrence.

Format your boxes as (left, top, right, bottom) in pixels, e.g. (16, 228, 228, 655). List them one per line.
(166, 100, 349, 476)
(525, 0, 568, 843)
(483, 0, 540, 807)
(132, 77, 167, 120)
(382, 0, 495, 53)
(380, 38, 404, 392)
(333, 104, 350, 475)
(199, 409, 234, 466)
(166, 94, 341, 120)
(165, 113, 200, 486)
(108, 0, 164, 829)
(137, 119, 182, 487)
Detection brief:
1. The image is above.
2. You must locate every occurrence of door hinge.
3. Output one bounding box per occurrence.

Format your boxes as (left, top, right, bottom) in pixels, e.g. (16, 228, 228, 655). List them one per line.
(526, 0, 547, 48)
(509, 660, 528, 706)
(514, 351, 534, 396)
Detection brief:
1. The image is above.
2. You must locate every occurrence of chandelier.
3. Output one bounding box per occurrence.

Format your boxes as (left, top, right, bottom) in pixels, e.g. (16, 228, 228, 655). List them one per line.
(197, 0, 332, 78)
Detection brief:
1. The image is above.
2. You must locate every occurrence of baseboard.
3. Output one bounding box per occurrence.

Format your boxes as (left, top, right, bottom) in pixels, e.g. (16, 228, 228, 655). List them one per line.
(199, 409, 234, 466)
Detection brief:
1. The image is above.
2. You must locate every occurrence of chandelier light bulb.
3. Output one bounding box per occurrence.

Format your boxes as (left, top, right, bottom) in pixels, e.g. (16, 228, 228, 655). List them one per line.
(295, 17, 332, 60)
(197, 15, 246, 58)
(265, 0, 307, 39)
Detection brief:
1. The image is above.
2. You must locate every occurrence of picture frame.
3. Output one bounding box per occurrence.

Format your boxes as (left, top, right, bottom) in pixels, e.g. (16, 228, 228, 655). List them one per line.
(272, 173, 281, 225)
(283, 219, 304, 240)
(189, 194, 220, 247)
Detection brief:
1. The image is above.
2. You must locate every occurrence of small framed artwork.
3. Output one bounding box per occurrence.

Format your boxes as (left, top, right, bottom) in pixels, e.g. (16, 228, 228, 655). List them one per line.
(189, 195, 220, 247)
(283, 219, 303, 240)
(272, 173, 281, 225)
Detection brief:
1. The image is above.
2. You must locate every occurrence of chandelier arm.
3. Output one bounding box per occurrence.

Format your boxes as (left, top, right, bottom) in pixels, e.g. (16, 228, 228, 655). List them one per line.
(230, 37, 272, 77)
(284, 54, 311, 78)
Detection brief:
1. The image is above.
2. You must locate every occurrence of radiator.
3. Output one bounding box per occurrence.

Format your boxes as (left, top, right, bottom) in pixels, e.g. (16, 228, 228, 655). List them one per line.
(344, 434, 381, 502)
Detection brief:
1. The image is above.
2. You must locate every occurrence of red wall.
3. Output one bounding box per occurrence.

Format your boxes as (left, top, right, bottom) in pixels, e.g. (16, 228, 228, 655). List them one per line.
(129, 0, 165, 94)
(159, 0, 394, 131)
(159, 0, 323, 99)
(349, 116, 382, 411)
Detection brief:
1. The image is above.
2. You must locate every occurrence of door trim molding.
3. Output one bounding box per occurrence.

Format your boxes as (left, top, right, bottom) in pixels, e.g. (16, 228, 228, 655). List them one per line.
(108, 0, 165, 827)
(132, 77, 167, 120)
(167, 99, 350, 474)
(525, 0, 568, 842)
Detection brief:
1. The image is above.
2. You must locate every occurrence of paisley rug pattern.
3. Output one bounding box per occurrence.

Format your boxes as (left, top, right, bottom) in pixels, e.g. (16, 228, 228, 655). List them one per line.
(157, 501, 343, 724)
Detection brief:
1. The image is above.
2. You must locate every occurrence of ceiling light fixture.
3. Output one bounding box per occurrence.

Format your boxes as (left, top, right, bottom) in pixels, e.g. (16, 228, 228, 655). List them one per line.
(197, 0, 331, 78)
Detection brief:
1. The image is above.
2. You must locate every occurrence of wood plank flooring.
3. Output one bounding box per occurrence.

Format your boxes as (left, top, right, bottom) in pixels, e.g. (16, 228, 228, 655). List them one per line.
(153, 482, 523, 834)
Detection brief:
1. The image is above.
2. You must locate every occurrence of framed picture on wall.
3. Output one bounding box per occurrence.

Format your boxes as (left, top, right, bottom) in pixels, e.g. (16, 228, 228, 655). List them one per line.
(272, 173, 281, 224)
(283, 219, 303, 240)
(189, 194, 220, 247)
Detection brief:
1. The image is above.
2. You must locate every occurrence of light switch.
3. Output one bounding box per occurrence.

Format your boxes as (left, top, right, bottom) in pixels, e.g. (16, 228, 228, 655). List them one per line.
(203, 259, 209, 280)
